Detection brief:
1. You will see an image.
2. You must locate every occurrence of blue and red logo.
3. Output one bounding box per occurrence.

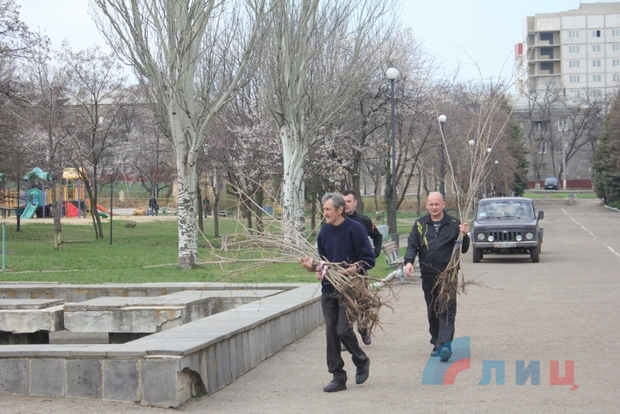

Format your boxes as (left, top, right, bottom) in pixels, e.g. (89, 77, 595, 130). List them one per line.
(422, 336, 471, 385)
(421, 336, 578, 390)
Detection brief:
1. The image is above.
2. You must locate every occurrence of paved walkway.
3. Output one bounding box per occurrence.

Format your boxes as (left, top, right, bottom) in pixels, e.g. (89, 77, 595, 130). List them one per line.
(1, 198, 619, 413)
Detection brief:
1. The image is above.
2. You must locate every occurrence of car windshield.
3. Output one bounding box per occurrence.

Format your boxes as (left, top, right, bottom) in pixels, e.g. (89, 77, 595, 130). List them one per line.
(477, 201, 534, 219)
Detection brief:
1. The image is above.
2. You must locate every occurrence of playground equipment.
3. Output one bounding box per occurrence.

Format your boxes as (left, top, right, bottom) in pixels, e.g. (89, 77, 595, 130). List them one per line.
(21, 168, 51, 219)
(1, 167, 113, 219)
(21, 188, 45, 219)
(85, 199, 111, 218)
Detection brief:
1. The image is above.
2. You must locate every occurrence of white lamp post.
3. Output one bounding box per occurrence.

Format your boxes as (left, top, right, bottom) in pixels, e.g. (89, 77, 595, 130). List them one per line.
(386, 67, 399, 235)
(438, 115, 447, 196)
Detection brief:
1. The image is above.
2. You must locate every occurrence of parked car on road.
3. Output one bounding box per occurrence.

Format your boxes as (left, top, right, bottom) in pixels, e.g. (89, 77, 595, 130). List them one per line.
(471, 197, 544, 263)
(544, 177, 559, 190)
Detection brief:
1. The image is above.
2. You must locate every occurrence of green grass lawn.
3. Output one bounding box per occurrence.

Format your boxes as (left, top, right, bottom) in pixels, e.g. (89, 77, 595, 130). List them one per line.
(0, 218, 396, 284)
(523, 190, 598, 199)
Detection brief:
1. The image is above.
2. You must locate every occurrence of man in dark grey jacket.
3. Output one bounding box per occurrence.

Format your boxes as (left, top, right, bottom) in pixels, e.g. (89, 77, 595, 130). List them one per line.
(403, 192, 469, 362)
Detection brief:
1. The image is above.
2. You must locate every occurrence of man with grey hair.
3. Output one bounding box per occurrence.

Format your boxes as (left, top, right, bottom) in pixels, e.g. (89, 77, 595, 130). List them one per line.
(301, 192, 375, 392)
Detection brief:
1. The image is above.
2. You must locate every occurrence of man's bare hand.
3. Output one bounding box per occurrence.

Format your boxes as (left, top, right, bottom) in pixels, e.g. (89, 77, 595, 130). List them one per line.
(300, 256, 315, 272)
(459, 223, 469, 235)
(404, 262, 414, 277)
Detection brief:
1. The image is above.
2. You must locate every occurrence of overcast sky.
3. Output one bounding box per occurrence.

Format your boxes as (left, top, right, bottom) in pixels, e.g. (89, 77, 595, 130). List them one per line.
(17, 0, 604, 83)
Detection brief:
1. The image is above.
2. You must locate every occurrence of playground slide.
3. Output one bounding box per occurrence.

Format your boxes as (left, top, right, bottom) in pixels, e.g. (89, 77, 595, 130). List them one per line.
(21, 203, 38, 219)
(65, 201, 80, 218)
(85, 200, 113, 216)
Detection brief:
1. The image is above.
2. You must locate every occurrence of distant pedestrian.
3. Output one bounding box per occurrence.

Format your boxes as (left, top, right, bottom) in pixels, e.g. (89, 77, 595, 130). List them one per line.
(203, 197, 210, 217)
(149, 196, 159, 216)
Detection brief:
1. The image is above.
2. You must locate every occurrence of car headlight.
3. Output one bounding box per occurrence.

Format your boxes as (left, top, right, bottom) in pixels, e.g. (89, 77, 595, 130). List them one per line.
(488, 235, 494, 242)
(477, 233, 485, 241)
(525, 232, 534, 240)
(516, 235, 523, 242)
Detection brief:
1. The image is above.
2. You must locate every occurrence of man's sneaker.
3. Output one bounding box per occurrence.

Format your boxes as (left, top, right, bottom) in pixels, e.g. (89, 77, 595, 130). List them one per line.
(439, 347, 452, 362)
(430, 349, 439, 357)
(323, 380, 347, 393)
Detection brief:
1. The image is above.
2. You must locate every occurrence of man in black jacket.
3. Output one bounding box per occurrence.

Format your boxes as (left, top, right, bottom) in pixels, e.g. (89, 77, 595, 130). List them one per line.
(403, 192, 469, 362)
(342, 190, 383, 258)
(342, 190, 382, 346)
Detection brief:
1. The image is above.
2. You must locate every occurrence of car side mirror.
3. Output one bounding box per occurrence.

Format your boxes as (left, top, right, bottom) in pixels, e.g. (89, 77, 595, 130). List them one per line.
(537, 211, 544, 220)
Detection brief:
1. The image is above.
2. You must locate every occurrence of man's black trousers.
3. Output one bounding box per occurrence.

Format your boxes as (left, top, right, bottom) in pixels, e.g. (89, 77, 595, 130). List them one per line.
(321, 292, 369, 384)
(422, 276, 457, 350)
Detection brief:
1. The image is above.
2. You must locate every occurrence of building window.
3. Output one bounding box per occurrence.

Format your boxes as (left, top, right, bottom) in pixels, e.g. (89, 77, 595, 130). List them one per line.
(613, 59, 620, 67)
(569, 45, 580, 53)
(569, 60, 580, 68)
(569, 75, 580, 83)
(613, 74, 620, 82)
(592, 45, 602, 53)
(613, 29, 620, 37)
(535, 121, 542, 131)
(538, 140, 547, 154)
(569, 30, 579, 39)
(592, 74, 602, 82)
(571, 89, 581, 98)
(592, 30, 601, 38)
(613, 44, 620, 52)
(558, 119, 567, 131)
(592, 60, 601, 68)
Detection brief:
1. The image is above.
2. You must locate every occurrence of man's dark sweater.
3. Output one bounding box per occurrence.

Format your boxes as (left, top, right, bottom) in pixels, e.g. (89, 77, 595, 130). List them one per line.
(317, 217, 375, 293)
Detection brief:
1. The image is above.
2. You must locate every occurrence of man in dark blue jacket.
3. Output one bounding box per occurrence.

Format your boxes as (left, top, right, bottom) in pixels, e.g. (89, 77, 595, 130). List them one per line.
(301, 193, 375, 393)
(404, 192, 469, 362)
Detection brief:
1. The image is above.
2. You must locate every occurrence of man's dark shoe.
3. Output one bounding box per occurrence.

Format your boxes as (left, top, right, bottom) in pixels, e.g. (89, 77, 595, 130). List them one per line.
(430, 349, 439, 357)
(439, 347, 452, 362)
(356, 359, 370, 384)
(323, 380, 346, 393)
(360, 330, 372, 345)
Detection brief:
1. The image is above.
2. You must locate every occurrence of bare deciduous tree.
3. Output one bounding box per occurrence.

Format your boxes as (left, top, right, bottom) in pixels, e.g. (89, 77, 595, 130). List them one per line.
(263, 0, 398, 239)
(59, 45, 128, 239)
(20, 41, 71, 249)
(91, 0, 269, 269)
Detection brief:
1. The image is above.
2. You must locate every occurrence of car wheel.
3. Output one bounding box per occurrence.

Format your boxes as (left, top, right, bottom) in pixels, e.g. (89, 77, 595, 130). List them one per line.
(531, 244, 540, 263)
(473, 248, 482, 263)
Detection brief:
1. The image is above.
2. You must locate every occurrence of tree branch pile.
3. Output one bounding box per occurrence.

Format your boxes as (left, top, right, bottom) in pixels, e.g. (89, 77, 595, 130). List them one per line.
(200, 211, 394, 337)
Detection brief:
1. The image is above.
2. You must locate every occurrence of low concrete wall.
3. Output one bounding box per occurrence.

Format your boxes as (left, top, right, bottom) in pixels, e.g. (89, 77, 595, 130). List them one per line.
(0, 283, 322, 407)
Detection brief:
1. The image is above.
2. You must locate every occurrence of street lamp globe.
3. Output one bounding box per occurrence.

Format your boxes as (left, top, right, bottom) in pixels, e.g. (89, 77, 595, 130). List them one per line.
(494, 160, 499, 165)
(469, 139, 475, 146)
(438, 114, 447, 124)
(386, 67, 399, 80)
(487, 148, 492, 153)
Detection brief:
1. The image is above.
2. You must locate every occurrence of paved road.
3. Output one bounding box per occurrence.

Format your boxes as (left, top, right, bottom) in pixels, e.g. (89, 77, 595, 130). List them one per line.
(1, 199, 619, 413)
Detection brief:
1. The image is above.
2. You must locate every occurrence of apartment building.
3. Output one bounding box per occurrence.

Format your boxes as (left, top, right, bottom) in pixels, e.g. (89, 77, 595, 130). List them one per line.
(511, 2, 620, 187)
(516, 2, 620, 98)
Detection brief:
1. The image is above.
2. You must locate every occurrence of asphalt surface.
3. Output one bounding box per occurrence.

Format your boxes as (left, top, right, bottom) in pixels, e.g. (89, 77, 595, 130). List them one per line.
(1, 198, 619, 414)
